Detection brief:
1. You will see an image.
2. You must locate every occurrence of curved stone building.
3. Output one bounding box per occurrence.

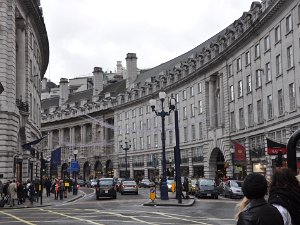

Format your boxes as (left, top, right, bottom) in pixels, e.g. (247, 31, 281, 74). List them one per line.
(41, 0, 300, 182)
(0, 0, 49, 182)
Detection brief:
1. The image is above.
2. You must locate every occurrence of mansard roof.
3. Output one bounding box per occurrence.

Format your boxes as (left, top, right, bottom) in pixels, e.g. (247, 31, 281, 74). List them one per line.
(65, 89, 93, 104)
(41, 96, 59, 110)
(100, 80, 126, 98)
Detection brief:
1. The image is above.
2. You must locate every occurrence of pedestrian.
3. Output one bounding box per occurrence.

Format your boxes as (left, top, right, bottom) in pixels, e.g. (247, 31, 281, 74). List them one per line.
(16, 181, 24, 205)
(236, 173, 283, 225)
(183, 177, 189, 198)
(59, 180, 64, 200)
(268, 168, 300, 225)
(28, 182, 35, 206)
(45, 178, 51, 197)
(54, 179, 59, 200)
(0, 180, 3, 198)
(8, 180, 17, 207)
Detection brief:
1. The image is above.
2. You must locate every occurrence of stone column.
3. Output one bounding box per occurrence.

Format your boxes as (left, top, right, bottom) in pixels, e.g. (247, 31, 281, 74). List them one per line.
(16, 19, 26, 101)
(144, 155, 148, 179)
(188, 148, 193, 178)
(245, 137, 252, 175)
(129, 156, 134, 179)
(48, 131, 53, 150)
(59, 129, 64, 146)
(209, 77, 216, 128)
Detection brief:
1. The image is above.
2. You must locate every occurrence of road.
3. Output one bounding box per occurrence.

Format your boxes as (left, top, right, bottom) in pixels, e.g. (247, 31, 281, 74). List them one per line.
(0, 187, 239, 225)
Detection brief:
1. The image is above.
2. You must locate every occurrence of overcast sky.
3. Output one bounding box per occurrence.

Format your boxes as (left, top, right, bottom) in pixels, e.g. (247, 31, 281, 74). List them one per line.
(41, 0, 255, 84)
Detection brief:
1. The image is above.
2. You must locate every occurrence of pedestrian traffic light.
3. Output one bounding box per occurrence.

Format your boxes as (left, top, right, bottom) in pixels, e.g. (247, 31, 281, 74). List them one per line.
(276, 151, 283, 167)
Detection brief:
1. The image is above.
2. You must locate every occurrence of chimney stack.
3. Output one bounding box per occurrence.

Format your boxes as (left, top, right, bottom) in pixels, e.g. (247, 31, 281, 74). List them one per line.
(93, 67, 104, 96)
(125, 53, 137, 89)
(59, 78, 69, 106)
(41, 77, 47, 90)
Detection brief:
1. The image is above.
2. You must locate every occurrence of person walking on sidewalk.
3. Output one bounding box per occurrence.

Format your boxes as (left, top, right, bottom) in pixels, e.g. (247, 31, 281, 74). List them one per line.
(45, 178, 51, 197)
(8, 180, 17, 207)
(0, 180, 3, 198)
(54, 179, 59, 200)
(236, 173, 283, 225)
(16, 181, 24, 205)
(268, 168, 300, 225)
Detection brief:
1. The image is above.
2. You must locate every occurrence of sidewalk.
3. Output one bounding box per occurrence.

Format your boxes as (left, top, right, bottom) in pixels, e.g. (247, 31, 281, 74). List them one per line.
(143, 191, 195, 207)
(0, 189, 84, 209)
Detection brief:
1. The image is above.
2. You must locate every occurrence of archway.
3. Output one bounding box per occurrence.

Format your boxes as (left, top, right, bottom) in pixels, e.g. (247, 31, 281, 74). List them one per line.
(61, 163, 68, 179)
(83, 162, 91, 181)
(106, 160, 114, 178)
(94, 160, 102, 179)
(208, 148, 225, 181)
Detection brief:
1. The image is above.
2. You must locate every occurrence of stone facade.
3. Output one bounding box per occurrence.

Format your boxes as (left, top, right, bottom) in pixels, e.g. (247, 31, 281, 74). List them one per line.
(0, 0, 49, 182)
(41, 0, 300, 182)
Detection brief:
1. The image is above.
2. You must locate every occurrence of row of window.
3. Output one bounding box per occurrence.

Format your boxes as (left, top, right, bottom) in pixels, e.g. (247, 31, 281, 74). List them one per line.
(230, 83, 296, 131)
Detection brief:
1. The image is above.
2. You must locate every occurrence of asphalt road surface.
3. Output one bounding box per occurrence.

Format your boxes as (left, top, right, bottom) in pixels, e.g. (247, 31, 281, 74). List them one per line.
(0, 187, 239, 225)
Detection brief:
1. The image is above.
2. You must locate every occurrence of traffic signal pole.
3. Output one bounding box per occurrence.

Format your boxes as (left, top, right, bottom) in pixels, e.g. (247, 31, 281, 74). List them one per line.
(40, 152, 43, 205)
(287, 128, 300, 173)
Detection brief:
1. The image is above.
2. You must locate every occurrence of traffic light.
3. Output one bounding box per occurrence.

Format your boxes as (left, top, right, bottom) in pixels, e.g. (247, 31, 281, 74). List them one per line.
(276, 151, 283, 167)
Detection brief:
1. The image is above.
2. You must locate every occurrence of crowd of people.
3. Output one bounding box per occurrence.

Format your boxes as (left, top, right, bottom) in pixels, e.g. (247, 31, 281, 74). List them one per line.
(236, 168, 300, 225)
(0, 177, 79, 207)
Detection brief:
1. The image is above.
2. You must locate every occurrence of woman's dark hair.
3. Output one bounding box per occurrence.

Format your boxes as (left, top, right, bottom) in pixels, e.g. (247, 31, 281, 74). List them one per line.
(269, 168, 300, 192)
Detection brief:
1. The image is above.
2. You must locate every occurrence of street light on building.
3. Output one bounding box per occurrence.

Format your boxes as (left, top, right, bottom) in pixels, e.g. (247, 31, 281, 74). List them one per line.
(120, 140, 131, 179)
(149, 91, 176, 200)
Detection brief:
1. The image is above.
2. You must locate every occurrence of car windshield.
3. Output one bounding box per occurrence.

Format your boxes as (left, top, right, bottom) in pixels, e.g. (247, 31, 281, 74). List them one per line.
(200, 179, 214, 186)
(99, 179, 113, 185)
(231, 181, 243, 187)
(123, 181, 136, 185)
(142, 179, 150, 182)
(191, 180, 198, 185)
(167, 180, 174, 184)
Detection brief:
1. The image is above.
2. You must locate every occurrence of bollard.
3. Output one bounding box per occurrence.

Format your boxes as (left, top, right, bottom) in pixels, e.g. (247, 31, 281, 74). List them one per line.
(149, 188, 156, 202)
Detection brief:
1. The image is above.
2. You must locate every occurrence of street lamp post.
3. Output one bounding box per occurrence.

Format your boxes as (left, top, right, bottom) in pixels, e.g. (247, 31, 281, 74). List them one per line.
(73, 149, 78, 195)
(120, 140, 131, 179)
(230, 148, 235, 179)
(150, 91, 175, 200)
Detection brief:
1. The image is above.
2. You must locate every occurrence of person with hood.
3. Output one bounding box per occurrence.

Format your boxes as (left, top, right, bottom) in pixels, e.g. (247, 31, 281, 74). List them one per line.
(236, 173, 283, 225)
(268, 168, 300, 225)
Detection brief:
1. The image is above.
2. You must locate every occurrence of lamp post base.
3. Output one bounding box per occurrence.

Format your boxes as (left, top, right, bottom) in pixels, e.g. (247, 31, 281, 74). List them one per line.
(160, 182, 169, 200)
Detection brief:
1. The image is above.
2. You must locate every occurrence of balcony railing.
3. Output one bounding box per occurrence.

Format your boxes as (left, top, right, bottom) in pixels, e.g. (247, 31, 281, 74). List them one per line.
(250, 147, 265, 158)
(181, 157, 189, 164)
(119, 163, 130, 168)
(192, 156, 204, 162)
(133, 162, 144, 167)
(16, 99, 29, 113)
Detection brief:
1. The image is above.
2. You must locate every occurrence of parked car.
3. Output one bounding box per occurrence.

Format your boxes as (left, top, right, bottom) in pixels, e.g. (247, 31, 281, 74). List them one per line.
(167, 179, 175, 192)
(116, 178, 126, 191)
(87, 179, 98, 188)
(139, 179, 155, 188)
(95, 178, 117, 199)
(77, 179, 86, 187)
(120, 180, 138, 195)
(223, 180, 244, 199)
(195, 178, 218, 199)
(190, 179, 198, 195)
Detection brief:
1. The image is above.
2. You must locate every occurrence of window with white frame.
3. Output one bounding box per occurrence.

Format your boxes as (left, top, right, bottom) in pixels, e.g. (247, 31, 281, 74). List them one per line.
(118, 125, 122, 135)
(255, 43, 260, 58)
(286, 14, 292, 33)
(147, 135, 151, 148)
(246, 75, 252, 93)
(264, 35, 270, 51)
(175, 93, 179, 103)
(191, 103, 195, 117)
(245, 51, 250, 65)
(230, 85, 234, 101)
(265, 62, 271, 82)
(191, 124, 196, 140)
(238, 80, 243, 97)
(278, 89, 284, 116)
(267, 95, 273, 119)
(140, 137, 144, 149)
(257, 99, 263, 123)
(132, 122, 136, 132)
(190, 86, 194, 97)
(230, 111, 236, 131)
(287, 46, 294, 68)
(147, 119, 150, 129)
(275, 25, 281, 43)
(126, 124, 129, 133)
(237, 58, 242, 71)
(228, 64, 233, 76)
(276, 54, 282, 76)
(154, 134, 158, 147)
(198, 82, 202, 93)
(125, 111, 129, 119)
(182, 90, 187, 100)
(132, 109, 136, 117)
(183, 106, 187, 119)
(169, 130, 173, 146)
(140, 121, 143, 130)
(139, 106, 143, 115)
(132, 138, 136, 150)
(198, 100, 203, 114)
(248, 104, 254, 127)
(289, 83, 296, 111)
(239, 108, 245, 129)
(184, 127, 188, 142)
(199, 122, 203, 139)
(256, 70, 262, 88)
(146, 105, 151, 113)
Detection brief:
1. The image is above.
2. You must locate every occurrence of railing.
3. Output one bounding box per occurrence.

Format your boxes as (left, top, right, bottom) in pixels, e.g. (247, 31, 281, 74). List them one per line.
(192, 156, 204, 162)
(119, 163, 130, 168)
(181, 157, 189, 163)
(16, 99, 29, 113)
(133, 162, 144, 167)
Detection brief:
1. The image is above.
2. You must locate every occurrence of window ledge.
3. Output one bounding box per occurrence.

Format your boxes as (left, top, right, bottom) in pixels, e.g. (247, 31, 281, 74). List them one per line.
(285, 29, 293, 37)
(264, 49, 271, 54)
(246, 90, 252, 95)
(255, 86, 262, 91)
(254, 56, 261, 61)
(274, 40, 281, 46)
(287, 66, 295, 72)
(265, 80, 272, 85)
(245, 63, 251, 68)
(276, 73, 283, 79)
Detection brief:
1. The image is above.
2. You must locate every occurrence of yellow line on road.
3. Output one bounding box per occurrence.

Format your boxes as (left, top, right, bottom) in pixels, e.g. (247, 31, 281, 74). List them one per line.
(39, 208, 104, 225)
(0, 211, 36, 225)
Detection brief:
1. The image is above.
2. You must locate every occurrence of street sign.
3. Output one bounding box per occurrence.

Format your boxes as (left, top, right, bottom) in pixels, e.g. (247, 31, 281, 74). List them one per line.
(71, 161, 79, 171)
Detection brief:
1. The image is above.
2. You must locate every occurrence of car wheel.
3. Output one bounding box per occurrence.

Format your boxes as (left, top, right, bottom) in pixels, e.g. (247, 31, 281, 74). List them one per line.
(136, 192, 138, 195)
(96, 196, 99, 200)
(121, 192, 123, 195)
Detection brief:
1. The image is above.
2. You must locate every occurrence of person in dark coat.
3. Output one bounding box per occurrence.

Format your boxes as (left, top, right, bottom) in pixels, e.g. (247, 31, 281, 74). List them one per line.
(44, 178, 52, 197)
(268, 168, 300, 225)
(16, 181, 24, 205)
(236, 173, 283, 225)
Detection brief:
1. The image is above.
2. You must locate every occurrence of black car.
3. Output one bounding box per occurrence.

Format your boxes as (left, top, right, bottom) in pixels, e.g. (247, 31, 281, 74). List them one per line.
(95, 178, 117, 199)
(195, 178, 218, 199)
